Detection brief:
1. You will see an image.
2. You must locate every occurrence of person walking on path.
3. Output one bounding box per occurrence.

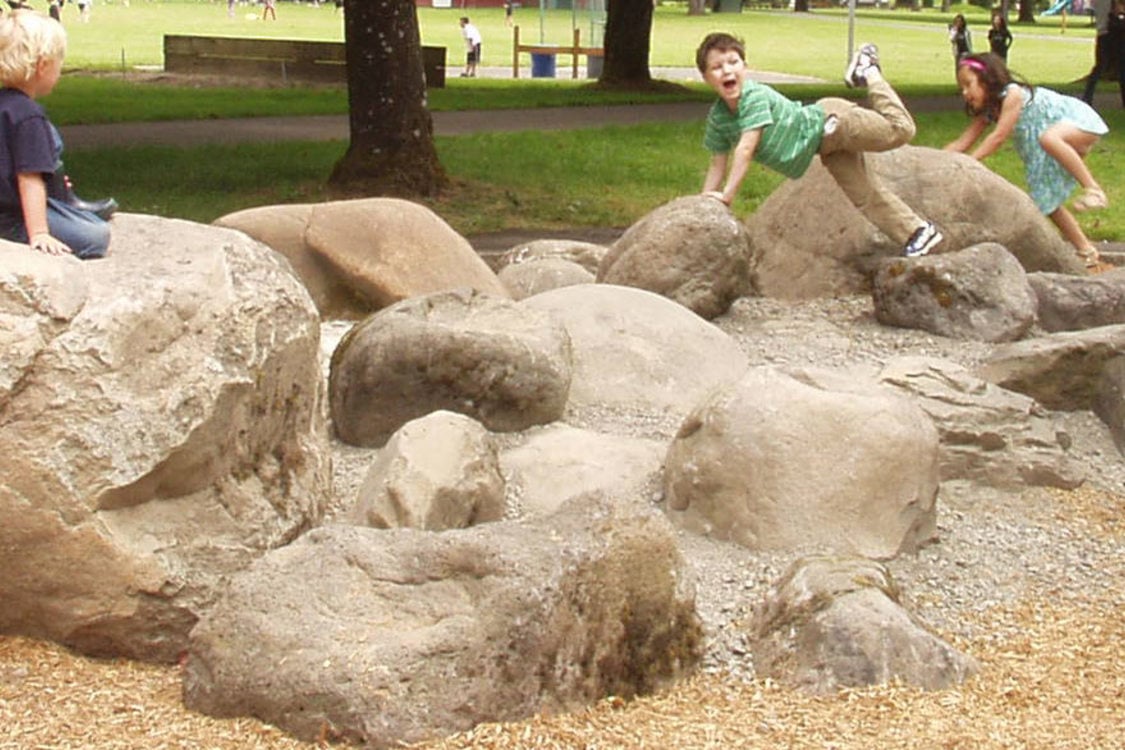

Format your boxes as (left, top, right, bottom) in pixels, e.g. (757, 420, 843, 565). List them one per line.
(1081, 0, 1125, 108)
(988, 11, 1013, 61)
(459, 16, 482, 77)
(947, 53, 1110, 269)
(697, 32, 943, 259)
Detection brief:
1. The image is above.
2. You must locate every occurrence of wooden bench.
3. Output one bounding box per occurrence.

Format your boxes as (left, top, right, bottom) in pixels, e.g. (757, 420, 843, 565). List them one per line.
(163, 35, 446, 88)
(511, 26, 603, 80)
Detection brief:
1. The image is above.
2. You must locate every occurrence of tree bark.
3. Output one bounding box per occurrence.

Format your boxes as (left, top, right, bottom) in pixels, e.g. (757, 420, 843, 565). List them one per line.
(1018, 0, 1035, 24)
(328, 0, 445, 196)
(794, 0, 809, 12)
(600, 0, 654, 87)
(688, 0, 708, 15)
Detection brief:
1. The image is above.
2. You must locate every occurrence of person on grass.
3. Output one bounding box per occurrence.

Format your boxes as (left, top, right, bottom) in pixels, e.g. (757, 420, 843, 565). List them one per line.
(945, 53, 1110, 271)
(697, 32, 943, 259)
(459, 16, 482, 78)
(0, 9, 109, 259)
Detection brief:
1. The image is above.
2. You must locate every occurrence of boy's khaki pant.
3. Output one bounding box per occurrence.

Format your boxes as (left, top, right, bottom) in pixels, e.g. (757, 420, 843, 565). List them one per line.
(817, 79, 925, 246)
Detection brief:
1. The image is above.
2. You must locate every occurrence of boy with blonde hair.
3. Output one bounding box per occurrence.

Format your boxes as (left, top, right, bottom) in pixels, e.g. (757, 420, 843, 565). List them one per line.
(698, 33, 942, 258)
(0, 9, 110, 259)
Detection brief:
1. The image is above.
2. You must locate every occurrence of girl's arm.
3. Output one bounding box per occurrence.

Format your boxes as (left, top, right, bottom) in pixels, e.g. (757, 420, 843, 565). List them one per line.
(944, 117, 989, 153)
(968, 86, 1022, 161)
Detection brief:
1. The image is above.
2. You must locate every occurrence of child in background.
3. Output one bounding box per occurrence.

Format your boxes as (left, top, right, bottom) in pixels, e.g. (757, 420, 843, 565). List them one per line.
(698, 33, 942, 258)
(988, 11, 1013, 61)
(949, 14, 973, 67)
(945, 53, 1109, 269)
(0, 10, 109, 259)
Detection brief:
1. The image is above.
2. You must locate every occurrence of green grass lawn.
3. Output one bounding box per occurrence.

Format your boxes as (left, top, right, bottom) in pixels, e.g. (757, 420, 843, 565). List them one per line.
(26, 1, 1123, 245)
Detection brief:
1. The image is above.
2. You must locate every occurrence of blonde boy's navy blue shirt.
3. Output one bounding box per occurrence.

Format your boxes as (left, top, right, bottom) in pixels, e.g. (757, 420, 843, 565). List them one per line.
(0, 88, 60, 213)
(703, 79, 826, 180)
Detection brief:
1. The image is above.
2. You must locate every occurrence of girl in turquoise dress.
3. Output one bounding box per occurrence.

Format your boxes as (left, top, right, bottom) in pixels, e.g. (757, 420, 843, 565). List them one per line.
(945, 53, 1109, 270)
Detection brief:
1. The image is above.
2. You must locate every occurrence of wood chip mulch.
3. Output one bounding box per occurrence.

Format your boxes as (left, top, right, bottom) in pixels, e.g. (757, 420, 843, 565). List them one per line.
(2, 487, 1122, 750)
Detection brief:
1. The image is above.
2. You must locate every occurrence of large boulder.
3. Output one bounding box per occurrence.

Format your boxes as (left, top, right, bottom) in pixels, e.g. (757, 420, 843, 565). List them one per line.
(744, 146, 1084, 299)
(215, 198, 508, 319)
(977, 325, 1125, 411)
(751, 556, 979, 693)
(597, 195, 752, 320)
(522, 284, 748, 428)
(499, 424, 666, 518)
(873, 242, 1037, 343)
(663, 366, 939, 559)
(498, 258, 594, 300)
(497, 238, 609, 276)
(1028, 268, 1125, 332)
(329, 289, 573, 447)
(183, 493, 702, 748)
(348, 411, 506, 530)
(878, 357, 1082, 489)
(0, 215, 330, 662)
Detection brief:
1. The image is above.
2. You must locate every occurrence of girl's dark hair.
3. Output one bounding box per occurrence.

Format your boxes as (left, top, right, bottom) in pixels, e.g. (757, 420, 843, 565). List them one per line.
(991, 10, 1009, 29)
(958, 52, 1033, 120)
(696, 32, 745, 73)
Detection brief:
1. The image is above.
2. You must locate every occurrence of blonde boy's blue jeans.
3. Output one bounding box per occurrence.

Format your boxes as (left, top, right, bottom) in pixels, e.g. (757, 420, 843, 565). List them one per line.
(0, 198, 110, 259)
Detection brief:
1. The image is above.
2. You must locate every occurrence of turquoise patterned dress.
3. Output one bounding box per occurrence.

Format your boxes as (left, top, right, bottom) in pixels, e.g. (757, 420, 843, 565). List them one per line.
(1004, 84, 1109, 214)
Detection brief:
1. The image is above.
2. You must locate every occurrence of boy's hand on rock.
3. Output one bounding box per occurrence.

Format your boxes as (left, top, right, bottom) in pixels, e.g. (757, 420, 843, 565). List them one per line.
(29, 232, 72, 256)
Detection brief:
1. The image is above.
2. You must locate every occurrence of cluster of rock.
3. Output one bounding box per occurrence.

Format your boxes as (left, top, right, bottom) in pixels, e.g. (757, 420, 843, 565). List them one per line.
(3, 146, 1123, 747)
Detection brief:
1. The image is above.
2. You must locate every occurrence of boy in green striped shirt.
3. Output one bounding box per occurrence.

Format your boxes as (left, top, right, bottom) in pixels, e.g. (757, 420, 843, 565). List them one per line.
(698, 33, 942, 258)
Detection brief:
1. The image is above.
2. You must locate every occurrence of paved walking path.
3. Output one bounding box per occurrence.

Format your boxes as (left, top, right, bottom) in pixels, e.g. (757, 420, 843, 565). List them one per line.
(60, 65, 1119, 151)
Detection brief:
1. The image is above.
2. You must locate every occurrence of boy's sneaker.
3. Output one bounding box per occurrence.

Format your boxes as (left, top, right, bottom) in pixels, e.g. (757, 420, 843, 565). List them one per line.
(903, 221, 943, 258)
(844, 43, 880, 88)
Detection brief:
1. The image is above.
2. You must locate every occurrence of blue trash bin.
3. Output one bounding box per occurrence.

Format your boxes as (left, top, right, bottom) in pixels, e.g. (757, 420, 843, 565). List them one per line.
(531, 52, 557, 78)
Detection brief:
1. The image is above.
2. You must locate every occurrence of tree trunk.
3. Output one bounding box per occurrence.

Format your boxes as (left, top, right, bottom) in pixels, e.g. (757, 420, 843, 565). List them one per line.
(600, 0, 654, 87)
(328, 0, 445, 196)
(688, 0, 708, 15)
(794, 0, 809, 12)
(1018, 0, 1035, 24)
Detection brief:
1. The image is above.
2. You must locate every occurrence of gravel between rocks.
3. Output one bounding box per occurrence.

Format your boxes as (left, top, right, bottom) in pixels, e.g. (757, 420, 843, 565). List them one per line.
(1, 290, 1119, 750)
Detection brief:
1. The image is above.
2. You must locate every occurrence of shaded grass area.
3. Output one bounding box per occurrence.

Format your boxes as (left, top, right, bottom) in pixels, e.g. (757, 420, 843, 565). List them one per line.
(65, 108, 1125, 244)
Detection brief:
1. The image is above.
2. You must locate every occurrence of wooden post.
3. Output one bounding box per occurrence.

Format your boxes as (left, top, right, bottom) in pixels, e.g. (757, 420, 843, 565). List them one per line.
(513, 25, 520, 79)
(571, 27, 580, 79)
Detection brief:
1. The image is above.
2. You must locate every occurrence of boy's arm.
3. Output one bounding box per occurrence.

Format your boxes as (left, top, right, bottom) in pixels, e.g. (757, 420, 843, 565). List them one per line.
(17, 172, 71, 256)
(703, 128, 762, 206)
(944, 117, 988, 154)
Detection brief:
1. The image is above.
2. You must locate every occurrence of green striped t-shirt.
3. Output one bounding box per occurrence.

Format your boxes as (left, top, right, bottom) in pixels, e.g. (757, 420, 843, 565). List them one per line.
(703, 79, 826, 180)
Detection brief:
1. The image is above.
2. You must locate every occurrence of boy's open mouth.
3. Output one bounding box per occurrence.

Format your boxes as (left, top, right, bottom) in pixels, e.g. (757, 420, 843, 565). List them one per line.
(722, 77, 739, 95)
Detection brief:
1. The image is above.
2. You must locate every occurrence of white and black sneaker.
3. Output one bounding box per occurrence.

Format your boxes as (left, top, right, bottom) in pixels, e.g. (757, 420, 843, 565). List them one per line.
(903, 221, 943, 258)
(844, 43, 880, 88)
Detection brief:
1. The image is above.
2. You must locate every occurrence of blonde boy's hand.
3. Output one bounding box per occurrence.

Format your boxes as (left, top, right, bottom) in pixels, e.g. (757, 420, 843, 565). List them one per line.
(29, 232, 72, 256)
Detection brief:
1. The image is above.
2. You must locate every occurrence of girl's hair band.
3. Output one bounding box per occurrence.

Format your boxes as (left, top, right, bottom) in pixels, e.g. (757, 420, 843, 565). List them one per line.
(959, 58, 987, 73)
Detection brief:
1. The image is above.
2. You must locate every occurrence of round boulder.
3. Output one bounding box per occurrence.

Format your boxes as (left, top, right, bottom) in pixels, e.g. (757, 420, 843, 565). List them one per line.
(329, 289, 572, 447)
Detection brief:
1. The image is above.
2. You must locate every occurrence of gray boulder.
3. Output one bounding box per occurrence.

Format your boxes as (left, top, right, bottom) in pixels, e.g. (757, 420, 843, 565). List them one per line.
(329, 289, 572, 447)
(499, 424, 665, 518)
(522, 284, 748, 427)
(0, 215, 330, 662)
(183, 493, 702, 748)
(349, 411, 505, 530)
(215, 198, 508, 319)
(1028, 268, 1125, 332)
(663, 367, 939, 559)
(879, 357, 1082, 489)
(1093, 357, 1125, 456)
(873, 242, 1037, 343)
(597, 195, 752, 320)
(745, 146, 1084, 299)
(751, 556, 979, 694)
(498, 258, 594, 300)
(498, 238, 609, 275)
(977, 325, 1125, 411)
